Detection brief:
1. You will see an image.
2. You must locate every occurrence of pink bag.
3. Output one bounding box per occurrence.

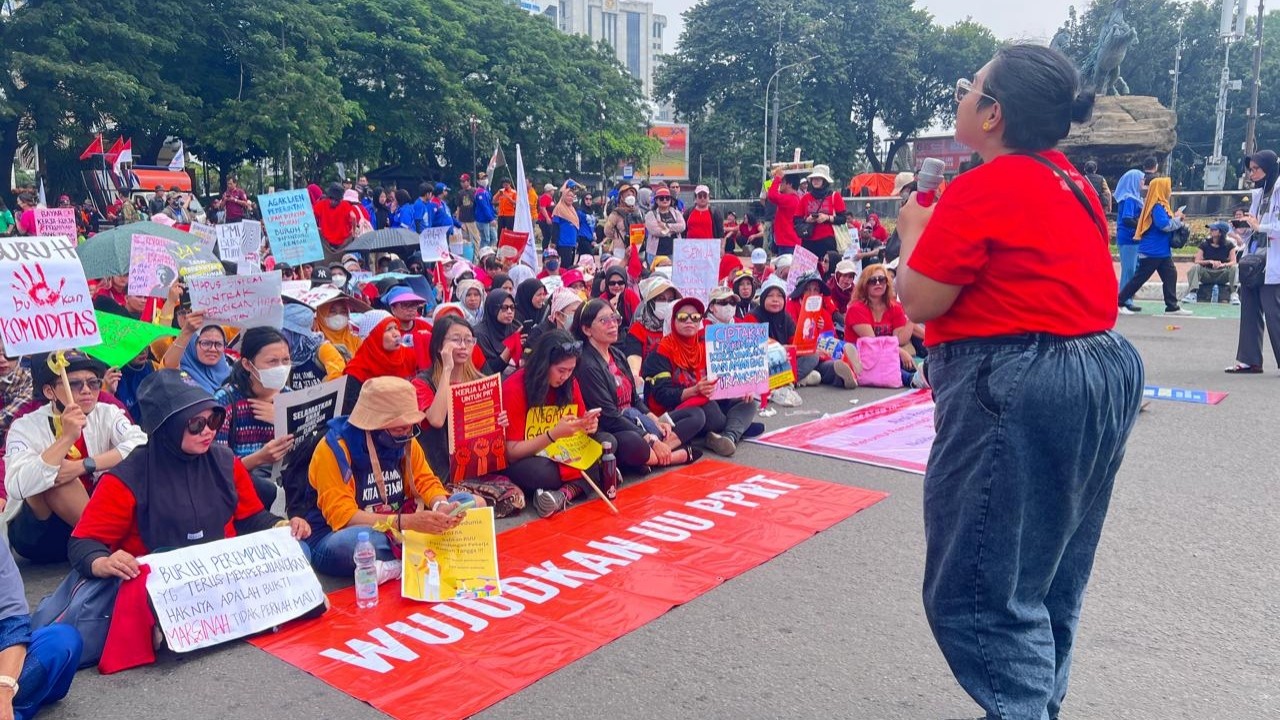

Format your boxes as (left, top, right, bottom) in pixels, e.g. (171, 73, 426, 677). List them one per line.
(855, 336, 903, 388)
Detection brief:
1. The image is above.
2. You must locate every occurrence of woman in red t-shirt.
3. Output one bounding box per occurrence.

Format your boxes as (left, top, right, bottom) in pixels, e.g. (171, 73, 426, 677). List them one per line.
(312, 183, 359, 248)
(892, 45, 1144, 720)
(844, 263, 915, 374)
(797, 164, 848, 258)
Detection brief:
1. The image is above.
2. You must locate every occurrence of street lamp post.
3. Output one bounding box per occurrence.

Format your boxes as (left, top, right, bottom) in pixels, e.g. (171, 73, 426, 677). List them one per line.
(470, 115, 479, 180)
(762, 55, 819, 185)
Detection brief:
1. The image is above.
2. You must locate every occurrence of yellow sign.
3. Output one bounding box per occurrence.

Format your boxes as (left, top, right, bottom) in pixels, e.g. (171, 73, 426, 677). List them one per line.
(401, 507, 501, 603)
(539, 431, 603, 471)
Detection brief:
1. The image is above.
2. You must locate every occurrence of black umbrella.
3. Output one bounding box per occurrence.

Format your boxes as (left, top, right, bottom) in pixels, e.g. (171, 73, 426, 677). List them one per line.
(345, 227, 420, 252)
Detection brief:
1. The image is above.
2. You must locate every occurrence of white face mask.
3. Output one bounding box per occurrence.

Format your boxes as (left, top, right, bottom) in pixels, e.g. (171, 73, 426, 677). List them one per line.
(710, 305, 735, 323)
(254, 364, 291, 391)
(324, 313, 350, 331)
(479, 179, 489, 188)
(624, 196, 636, 207)
(654, 301, 673, 321)
(331, 274, 347, 287)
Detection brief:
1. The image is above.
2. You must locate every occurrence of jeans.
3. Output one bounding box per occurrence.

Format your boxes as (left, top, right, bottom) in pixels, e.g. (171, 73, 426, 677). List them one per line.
(922, 331, 1143, 720)
(477, 221, 497, 247)
(1117, 243, 1139, 292)
(308, 526, 395, 577)
(1117, 255, 1178, 310)
(704, 399, 760, 442)
(14, 624, 81, 720)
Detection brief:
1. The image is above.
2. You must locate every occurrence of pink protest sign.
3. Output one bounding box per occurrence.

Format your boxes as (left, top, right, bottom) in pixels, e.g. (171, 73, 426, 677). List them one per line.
(0, 236, 101, 354)
(33, 208, 78, 240)
(128, 234, 179, 298)
(188, 270, 284, 329)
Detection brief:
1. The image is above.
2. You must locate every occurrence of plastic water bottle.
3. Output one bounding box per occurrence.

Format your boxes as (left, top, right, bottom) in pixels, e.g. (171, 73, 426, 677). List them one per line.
(354, 532, 379, 609)
(1211, 285, 1220, 303)
(600, 441, 618, 495)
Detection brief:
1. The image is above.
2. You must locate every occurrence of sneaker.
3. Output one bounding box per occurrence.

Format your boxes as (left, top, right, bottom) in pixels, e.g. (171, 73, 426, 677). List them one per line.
(1231, 292, 1241, 305)
(1118, 306, 1137, 315)
(910, 359, 929, 388)
(797, 370, 822, 387)
(703, 431, 737, 457)
(374, 560, 402, 585)
(832, 359, 858, 389)
(535, 488, 569, 518)
(742, 421, 766, 439)
(1165, 307, 1193, 316)
(1182, 292, 1197, 304)
(1123, 302, 1143, 312)
(770, 386, 803, 407)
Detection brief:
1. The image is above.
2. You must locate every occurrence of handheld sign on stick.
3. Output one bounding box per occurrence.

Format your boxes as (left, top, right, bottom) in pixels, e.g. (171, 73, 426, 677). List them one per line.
(915, 158, 946, 207)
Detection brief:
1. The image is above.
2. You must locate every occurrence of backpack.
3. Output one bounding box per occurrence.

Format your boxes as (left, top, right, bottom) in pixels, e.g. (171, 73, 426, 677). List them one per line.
(278, 428, 332, 520)
(32, 570, 122, 668)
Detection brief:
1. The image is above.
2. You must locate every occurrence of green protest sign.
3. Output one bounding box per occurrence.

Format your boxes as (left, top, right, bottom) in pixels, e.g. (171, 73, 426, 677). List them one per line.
(82, 311, 179, 368)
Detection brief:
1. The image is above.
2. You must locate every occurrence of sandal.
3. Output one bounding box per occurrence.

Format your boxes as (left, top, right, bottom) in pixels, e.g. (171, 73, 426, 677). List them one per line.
(1224, 364, 1263, 374)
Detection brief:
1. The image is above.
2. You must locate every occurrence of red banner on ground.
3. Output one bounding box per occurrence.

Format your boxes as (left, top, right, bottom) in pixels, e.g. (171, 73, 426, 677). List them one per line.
(249, 460, 885, 720)
(751, 389, 934, 474)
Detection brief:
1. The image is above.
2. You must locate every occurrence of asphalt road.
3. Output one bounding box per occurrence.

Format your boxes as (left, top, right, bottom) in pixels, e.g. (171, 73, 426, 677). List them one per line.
(24, 311, 1279, 720)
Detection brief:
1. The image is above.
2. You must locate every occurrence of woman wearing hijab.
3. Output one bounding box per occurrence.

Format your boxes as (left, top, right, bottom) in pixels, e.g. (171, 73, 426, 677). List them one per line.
(514, 278, 548, 327)
(622, 276, 681, 377)
(1117, 177, 1190, 315)
(280, 304, 345, 390)
(162, 310, 232, 395)
(642, 297, 760, 457)
(551, 182, 581, 267)
(473, 289, 523, 375)
(113, 347, 155, 426)
(729, 269, 759, 320)
(528, 287, 582, 348)
(304, 376, 475, 576)
(213, 328, 296, 509)
(344, 316, 418, 384)
(315, 294, 363, 361)
(1113, 169, 1146, 309)
(455, 278, 486, 326)
(785, 272, 857, 388)
(1227, 149, 1280, 373)
(598, 266, 640, 330)
(603, 184, 644, 258)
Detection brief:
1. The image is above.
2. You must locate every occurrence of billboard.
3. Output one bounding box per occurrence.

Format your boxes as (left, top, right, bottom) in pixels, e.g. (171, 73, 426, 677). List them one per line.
(647, 123, 690, 181)
(910, 135, 973, 173)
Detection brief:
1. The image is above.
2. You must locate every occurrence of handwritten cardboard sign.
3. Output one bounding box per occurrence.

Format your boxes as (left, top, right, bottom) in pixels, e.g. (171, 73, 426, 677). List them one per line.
(169, 240, 224, 280)
(672, 238, 720, 306)
(786, 246, 820, 295)
(216, 222, 245, 263)
(419, 226, 449, 262)
(260, 190, 324, 265)
(189, 222, 217, 252)
(239, 221, 263, 275)
(706, 322, 769, 400)
(447, 375, 507, 482)
(402, 508, 501, 603)
(33, 208, 77, 240)
(188, 271, 284, 329)
(0, 236, 101, 355)
(140, 527, 325, 653)
(128, 234, 179, 298)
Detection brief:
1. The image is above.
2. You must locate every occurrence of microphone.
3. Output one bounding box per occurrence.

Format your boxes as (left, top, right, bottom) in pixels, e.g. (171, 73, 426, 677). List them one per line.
(915, 158, 946, 207)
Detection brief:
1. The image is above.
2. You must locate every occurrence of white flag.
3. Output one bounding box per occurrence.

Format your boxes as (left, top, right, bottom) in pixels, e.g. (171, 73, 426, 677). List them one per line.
(168, 142, 186, 172)
(37, 179, 47, 208)
(513, 145, 539, 271)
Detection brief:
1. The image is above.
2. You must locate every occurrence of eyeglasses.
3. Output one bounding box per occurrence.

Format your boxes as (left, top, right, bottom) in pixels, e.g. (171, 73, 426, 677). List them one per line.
(186, 409, 227, 435)
(675, 312, 703, 323)
(867, 276, 889, 286)
(607, 279, 626, 287)
(68, 378, 104, 394)
(499, 303, 516, 311)
(445, 336, 477, 346)
(594, 314, 622, 326)
(196, 340, 226, 351)
(955, 78, 997, 105)
(657, 197, 672, 202)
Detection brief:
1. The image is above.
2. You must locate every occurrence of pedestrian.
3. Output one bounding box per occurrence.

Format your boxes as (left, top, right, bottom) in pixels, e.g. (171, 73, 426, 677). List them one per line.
(643, 187, 685, 258)
(1226, 149, 1280, 373)
(1113, 168, 1145, 310)
(894, 44, 1144, 720)
(1117, 177, 1191, 315)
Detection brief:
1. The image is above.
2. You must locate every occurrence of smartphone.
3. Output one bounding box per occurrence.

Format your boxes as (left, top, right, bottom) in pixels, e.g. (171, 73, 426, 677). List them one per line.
(1231, 220, 1250, 229)
(446, 492, 476, 516)
(584, 408, 603, 419)
(1176, 205, 1187, 214)
(521, 319, 536, 334)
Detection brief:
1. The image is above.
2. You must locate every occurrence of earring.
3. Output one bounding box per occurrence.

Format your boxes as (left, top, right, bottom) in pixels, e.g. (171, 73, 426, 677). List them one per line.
(982, 121, 993, 131)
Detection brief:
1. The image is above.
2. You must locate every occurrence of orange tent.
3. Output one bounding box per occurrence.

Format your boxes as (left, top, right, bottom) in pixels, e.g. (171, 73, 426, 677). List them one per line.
(847, 172, 946, 197)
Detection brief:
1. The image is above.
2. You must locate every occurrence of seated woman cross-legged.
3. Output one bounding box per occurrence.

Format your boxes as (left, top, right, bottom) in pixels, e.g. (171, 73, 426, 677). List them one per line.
(4, 351, 147, 564)
(845, 263, 919, 386)
(573, 299, 704, 473)
(502, 330, 617, 518)
(642, 297, 760, 458)
(305, 376, 482, 577)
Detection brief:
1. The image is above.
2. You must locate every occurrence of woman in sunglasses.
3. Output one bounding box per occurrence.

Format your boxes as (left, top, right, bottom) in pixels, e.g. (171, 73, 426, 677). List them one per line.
(502, 330, 616, 517)
(412, 317, 524, 517)
(473, 289, 524, 375)
(642, 297, 760, 457)
(4, 351, 147, 563)
(846, 264, 918, 384)
(893, 45, 1142, 720)
(597, 267, 639, 330)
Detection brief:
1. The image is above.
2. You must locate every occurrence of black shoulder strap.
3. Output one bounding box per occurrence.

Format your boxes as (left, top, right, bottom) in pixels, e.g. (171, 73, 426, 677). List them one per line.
(1018, 152, 1110, 241)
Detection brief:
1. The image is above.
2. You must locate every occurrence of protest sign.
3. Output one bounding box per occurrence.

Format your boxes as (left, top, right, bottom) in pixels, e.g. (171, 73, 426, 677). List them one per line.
(128, 234, 179, 298)
(274, 378, 346, 439)
(216, 223, 245, 263)
(402, 508, 501, 603)
(33, 208, 77, 240)
(260, 190, 325, 265)
(281, 280, 312, 297)
(752, 389, 934, 474)
(538, 432, 604, 471)
(239, 221, 263, 274)
(189, 222, 217, 252)
(141, 527, 325, 653)
(497, 230, 529, 261)
(671, 238, 720, 306)
(706, 323, 768, 400)
(419, 226, 449, 262)
(786, 246, 820, 294)
(629, 223, 646, 247)
(188, 271, 284, 329)
(0, 236, 101, 355)
(82, 311, 178, 368)
(169, 239, 224, 279)
(447, 375, 507, 482)
(766, 340, 797, 389)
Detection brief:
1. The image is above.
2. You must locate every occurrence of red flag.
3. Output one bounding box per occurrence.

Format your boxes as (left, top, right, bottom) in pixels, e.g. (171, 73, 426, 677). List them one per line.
(78, 135, 104, 161)
(103, 137, 125, 166)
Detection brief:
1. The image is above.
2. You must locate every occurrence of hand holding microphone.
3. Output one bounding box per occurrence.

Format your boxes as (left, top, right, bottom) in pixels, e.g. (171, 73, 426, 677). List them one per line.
(914, 158, 946, 208)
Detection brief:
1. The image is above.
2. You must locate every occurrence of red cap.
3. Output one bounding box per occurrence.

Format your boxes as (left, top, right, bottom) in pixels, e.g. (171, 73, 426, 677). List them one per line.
(653, 187, 672, 198)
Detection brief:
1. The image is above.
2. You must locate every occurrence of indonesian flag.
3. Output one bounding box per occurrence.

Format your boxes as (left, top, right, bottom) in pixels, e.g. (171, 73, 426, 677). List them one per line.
(168, 141, 185, 171)
(485, 141, 506, 180)
(78, 135, 104, 161)
(114, 139, 133, 174)
(103, 137, 125, 166)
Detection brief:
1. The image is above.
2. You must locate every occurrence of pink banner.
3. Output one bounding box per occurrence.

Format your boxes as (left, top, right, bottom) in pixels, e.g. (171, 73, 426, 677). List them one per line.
(751, 389, 934, 474)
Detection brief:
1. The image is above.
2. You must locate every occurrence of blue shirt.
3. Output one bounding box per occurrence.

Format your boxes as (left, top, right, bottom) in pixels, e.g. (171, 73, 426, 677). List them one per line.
(1115, 198, 1142, 246)
(390, 205, 416, 230)
(553, 216, 578, 247)
(1137, 205, 1177, 258)
(474, 189, 497, 223)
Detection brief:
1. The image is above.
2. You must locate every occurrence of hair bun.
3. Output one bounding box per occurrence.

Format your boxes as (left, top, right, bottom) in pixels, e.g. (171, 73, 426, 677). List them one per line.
(1071, 91, 1096, 124)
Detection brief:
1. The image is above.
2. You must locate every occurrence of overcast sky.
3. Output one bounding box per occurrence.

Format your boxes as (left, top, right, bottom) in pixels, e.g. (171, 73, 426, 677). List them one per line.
(653, 0, 1079, 52)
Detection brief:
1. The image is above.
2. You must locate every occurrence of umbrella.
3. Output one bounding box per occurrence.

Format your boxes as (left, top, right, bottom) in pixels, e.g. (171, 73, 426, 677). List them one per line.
(76, 221, 202, 278)
(345, 227, 420, 252)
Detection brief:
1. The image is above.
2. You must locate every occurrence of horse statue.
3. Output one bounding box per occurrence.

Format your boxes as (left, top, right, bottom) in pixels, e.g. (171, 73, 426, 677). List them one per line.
(1077, 0, 1137, 95)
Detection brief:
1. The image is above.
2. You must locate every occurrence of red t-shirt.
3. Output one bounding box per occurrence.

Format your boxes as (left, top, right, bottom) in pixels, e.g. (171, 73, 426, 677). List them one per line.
(501, 369, 588, 442)
(538, 194, 554, 222)
(313, 199, 358, 246)
(845, 300, 908, 338)
(767, 184, 801, 248)
(907, 150, 1115, 346)
(686, 208, 715, 239)
(224, 187, 249, 222)
(798, 192, 846, 241)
